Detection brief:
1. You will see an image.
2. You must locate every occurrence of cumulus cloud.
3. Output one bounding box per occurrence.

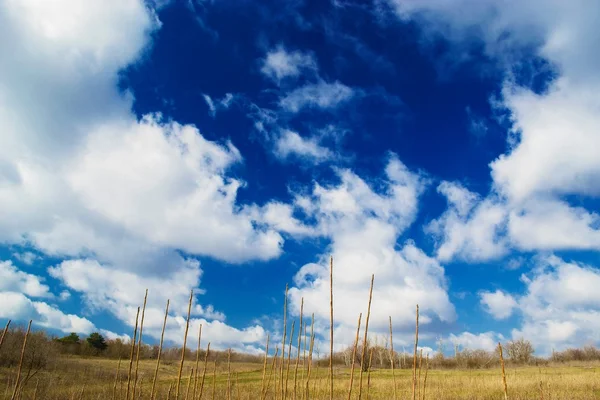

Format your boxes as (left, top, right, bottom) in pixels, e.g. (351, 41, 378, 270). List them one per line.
(280, 81, 355, 113)
(261, 46, 318, 83)
(285, 155, 455, 349)
(448, 331, 504, 352)
(273, 130, 334, 162)
(392, 0, 600, 260)
(0, 260, 52, 298)
(479, 290, 517, 320)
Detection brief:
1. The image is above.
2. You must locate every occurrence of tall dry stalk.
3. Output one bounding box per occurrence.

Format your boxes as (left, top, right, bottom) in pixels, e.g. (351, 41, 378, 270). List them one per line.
(305, 315, 315, 400)
(261, 334, 270, 399)
(212, 358, 217, 400)
(133, 289, 148, 400)
(301, 322, 307, 400)
(126, 307, 141, 400)
(347, 313, 362, 400)
(293, 298, 303, 400)
(32, 379, 39, 400)
(0, 320, 10, 351)
(281, 284, 289, 399)
(412, 305, 419, 400)
(265, 347, 279, 399)
(10, 319, 31, 400)
(358, 274, 375, 400)
(285, 321, 295, 400)
(176, 290, 194, 400)
(417, 349, 423, 400)
(227, 348, 232, 400)
(389, 316, 397, 400)
(199, 343, 211, 400)
(236, 373, 241, 400)
(168, 383, 173, 399)
(329, 256, 334, 400)
(193, 324, 203, 400)
(113, 357, 122, 400)
(151, 299, 170, 400)
(498, 342, 508, 400)
(366, 348, 374, 400)
(422, 354, 429, 400)
(185, 368, 193, 400)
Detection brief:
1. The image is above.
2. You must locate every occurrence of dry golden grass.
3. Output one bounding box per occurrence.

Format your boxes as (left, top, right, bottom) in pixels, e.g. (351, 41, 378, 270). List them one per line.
(2, 356, 600, 399)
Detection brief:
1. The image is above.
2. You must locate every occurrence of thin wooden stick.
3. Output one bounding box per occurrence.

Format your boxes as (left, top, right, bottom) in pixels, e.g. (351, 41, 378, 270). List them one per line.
(347, 313, 362, 400)
(305, 314, 315, 400)
(389, 316, 397, 400)
(227, 348, 232, 400)
(126, 307, 140, 400)
(358, 274, 374, 400)
(499, 342, 508, 400)
(265, 347, 279, 399)
(113, 357, 122, 400)
(366, 348, 374, 400)
(10, 320, 31, 400)
(412, 305, 419, 400)
(193, 324, 203, 399)
(185, 368, 194, 400)
(212, 357, 217, 400)
(0, 320, 10, 351)
(199, 343, 211, 400)
(417, 349, 423, 400)
(285, 321, 295, 400)
(260, 335, 270, 400)
(168, 382, 173, 399)
(329, 256, 334, 400)
(281, 284, 289, 400)
(176, 290, 194, 400)
(293, 298, 303, 400)
(133, 289, 148, 400)
(151, 299, 170, 400)
(422, 354, 429, 400)
(301, 322, 307, 400)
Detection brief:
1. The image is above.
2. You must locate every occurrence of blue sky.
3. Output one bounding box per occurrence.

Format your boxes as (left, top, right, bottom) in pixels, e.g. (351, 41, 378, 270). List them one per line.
(1, 0, 600, 356)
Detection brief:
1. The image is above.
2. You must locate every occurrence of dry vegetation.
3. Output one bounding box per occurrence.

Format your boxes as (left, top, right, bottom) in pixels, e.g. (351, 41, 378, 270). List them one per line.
(1, 260, 600, 399)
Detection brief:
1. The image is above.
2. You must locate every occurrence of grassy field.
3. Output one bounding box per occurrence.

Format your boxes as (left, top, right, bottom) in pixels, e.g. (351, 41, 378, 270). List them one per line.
(1, 356, 599, 399)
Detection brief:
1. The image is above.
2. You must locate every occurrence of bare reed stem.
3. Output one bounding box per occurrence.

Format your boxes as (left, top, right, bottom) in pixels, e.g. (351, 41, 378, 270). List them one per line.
(265, 347, 279, 399)
(176, 290, 194, 400)
(133, 289, 148, 400)
(418, 349, 423, 400)
(498, 342, 508, 400)
(199, 343, 211, 400)
(412, 305, 419, 400)
(113, 357, 122, 400)
(0, 320, 10, 352)
(293, 298, 303, 400)
(10, 319, 31, 400)
(347, 313, 362, 400)
(366, 348, 374, 400)
(329, 256, 334, 400)
(185, 368, 193, 400)
(261, 335, 270, 400)
(227, 348, 232, 400)
(422, 354, 429, 400)
(358, 274, 375, 400)
(151, 299, 170, 400)
(193, 324, 202, 399)
(285, 321, 295, 400)
(126, 307, 140, 400)
(281, 284, 289, 400)
(389, 316, 397, 400)
(305, 314, 315, 400)
(211, 357, 217, 400)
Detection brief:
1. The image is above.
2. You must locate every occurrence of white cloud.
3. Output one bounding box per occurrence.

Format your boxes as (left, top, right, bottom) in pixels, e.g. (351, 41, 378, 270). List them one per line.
(203, 93, 235, 117)
(261, 46, 317, 83)
(274, 130, 333, 162)
(392, 0, 600, 261)
(280, 81, 354, 112)
(0, 291, 96, 334)
(0, 260, 52, 298)
(448, 331, 504, 352)
(479, 290, 517, 320)
(12, 251, 39, 265)
(287, 155, 455, 349)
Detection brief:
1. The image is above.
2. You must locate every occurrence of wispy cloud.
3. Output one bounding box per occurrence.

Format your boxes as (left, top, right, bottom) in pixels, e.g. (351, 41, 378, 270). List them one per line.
(280, 80, 355, 112)
(260, 46, 318, 83)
